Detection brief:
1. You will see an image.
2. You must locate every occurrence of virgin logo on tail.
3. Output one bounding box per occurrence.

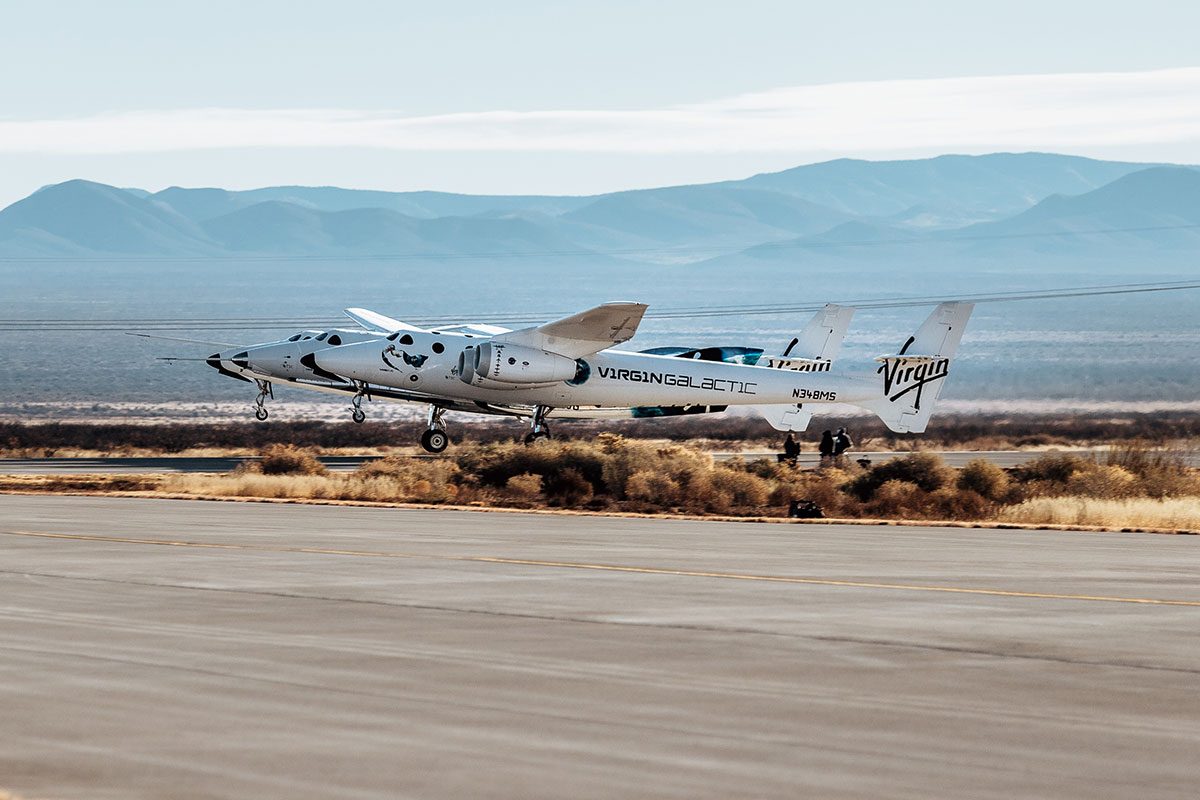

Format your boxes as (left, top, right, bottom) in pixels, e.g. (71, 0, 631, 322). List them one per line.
(877, 357, 950, 409)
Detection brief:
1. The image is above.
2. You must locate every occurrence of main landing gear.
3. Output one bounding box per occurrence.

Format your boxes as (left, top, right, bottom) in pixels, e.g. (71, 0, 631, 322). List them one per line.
(420, 406, 449, 453)
(523, 405, 553, 445)
(350, 381, 369, 424)
(253, 379, 273, 421)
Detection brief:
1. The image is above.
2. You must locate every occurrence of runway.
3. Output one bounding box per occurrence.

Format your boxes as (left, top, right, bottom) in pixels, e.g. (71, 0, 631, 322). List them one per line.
(1, 496, 1197, 799)
(0, 448, 1160, 474)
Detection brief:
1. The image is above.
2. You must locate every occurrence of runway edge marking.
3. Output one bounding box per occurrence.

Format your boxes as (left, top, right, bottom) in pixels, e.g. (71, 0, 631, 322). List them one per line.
(4, 529, 1200, 608)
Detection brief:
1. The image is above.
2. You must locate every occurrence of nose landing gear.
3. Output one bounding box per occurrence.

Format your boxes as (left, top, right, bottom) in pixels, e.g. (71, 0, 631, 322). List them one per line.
(253, 380, 273, 421)
(420, 406, 449, 453)
(523, 404, 553, 445)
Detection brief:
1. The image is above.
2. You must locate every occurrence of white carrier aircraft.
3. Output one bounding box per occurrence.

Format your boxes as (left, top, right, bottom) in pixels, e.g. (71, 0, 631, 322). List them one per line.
(197, 302, 972, 453)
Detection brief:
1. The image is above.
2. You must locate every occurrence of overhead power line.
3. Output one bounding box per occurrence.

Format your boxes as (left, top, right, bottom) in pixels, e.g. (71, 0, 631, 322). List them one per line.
(0, 280, 1197, 333)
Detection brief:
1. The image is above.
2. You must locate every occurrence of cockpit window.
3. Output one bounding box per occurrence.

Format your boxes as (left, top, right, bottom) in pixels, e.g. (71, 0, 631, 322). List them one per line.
(399, 334, 414, 345)
(316, 332, 328, 342)
(288, 334, 302, 342)
(387, 332, 399, 341)
(327, 334, 342, 346)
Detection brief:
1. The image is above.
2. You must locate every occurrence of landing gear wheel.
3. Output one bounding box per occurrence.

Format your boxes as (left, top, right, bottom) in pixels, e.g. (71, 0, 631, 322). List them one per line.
(255, 407, 269, 421)
(523, 404, 554, 445)
(421, 429, 449, 453)
(352, 408, 366, 424)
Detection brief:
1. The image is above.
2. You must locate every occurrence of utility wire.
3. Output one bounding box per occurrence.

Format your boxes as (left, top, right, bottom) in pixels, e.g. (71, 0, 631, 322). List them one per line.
(1, 280, 1197, 332)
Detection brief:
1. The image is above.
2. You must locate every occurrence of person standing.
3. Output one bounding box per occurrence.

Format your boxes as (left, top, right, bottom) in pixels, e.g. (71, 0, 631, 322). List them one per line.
(781, 432, 800, 464)
(818, 430, 835, 463)
(834, 427, 853, 458)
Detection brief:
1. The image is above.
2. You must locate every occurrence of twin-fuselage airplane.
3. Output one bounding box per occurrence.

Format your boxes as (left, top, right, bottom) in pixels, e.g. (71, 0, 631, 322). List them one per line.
(194, 302, 973, 452)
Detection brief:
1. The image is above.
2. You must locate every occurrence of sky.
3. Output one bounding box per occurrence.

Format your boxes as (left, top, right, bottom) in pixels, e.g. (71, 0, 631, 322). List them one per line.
(1, 0, 1199, 205)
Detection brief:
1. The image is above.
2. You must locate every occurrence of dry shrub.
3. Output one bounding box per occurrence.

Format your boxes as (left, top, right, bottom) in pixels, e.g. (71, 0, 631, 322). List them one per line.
(1000, 497, 1200, 530)
(1064, 465, 1139, 499)
(1105, 442, 1200, 498)
(957, 459, 1010, 502)
(255, 444, 327, 476)
(1014, 453, 1092, 485)
(865, 480, 931, 518)
(350, 456, 460, 502)
(713, 466, 771, 508)
(544, 467, 593, 507)
(505, 472, 543, 500)
(457, 440, 607, 495)
(847, 452, 952, 501)
(626, 470, 681, 505)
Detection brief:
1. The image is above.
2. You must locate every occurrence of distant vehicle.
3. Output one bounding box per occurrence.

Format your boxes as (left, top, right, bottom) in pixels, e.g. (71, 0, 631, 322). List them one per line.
(190, 302, 972, 452)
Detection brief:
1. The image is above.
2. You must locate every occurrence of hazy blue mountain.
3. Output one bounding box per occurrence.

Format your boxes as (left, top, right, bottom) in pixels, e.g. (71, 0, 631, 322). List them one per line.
(735, 152, 1164, 222)
(0, 179, 217, 255)
(953, 166, 1200, 245)
(201, 200, 598, 257)
(155, 185, 592, 222)
(563, 185, 853, 247)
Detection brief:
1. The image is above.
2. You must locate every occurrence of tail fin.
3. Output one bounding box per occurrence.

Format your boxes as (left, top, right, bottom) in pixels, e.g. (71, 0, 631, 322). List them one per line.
(752, 304, 855, 431)
(760, 304, 856, 371)
(860, 302, 974, 433)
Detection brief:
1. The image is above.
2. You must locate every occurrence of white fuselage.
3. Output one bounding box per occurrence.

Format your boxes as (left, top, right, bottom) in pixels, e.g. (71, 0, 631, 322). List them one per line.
(309, 330, 878, 410)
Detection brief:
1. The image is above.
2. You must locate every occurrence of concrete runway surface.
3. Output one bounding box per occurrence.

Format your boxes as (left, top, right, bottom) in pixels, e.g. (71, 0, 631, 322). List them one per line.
(0, 496, 1197, 799)
(1, 448, 1170, 474)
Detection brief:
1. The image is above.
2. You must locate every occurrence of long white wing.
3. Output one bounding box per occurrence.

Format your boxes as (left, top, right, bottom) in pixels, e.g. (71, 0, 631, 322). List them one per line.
(343, 308, 428, 334)
(491, 302, 648, 359)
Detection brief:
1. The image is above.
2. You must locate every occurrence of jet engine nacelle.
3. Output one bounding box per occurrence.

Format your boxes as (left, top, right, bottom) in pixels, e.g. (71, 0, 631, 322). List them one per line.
(464, 341, 578, 385)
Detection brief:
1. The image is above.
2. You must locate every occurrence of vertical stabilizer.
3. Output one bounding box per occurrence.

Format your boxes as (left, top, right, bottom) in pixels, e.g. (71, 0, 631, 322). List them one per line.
(752, 304, 856, 431)
(858, 302, 974, 433)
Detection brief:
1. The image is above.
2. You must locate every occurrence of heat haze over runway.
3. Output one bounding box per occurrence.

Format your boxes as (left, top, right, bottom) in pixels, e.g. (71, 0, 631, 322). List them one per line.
(0, 496, 1197, 799)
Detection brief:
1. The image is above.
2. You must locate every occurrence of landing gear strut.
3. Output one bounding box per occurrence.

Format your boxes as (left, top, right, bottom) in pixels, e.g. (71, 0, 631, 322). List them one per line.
(420, 406, 449, 453)
(350, 382, 369, 424)
(523, 405, 553, 445)
(253, 379, 273, 421)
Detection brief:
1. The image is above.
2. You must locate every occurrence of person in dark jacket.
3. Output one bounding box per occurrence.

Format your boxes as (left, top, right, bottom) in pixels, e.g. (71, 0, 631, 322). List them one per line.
(834, 427, 853, 457)
(781, 433, 800, 464)
(818, 430, 835, 462)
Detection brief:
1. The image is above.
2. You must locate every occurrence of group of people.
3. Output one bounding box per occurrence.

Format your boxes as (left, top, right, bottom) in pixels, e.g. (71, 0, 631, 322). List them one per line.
(780, 428, 853, 464)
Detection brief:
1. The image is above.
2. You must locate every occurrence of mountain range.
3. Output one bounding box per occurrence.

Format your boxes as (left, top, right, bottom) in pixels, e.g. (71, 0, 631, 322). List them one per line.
(1, 153, 1198, 264)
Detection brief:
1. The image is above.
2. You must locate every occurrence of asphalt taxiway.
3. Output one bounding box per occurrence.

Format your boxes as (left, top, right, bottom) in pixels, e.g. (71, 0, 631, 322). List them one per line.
(0, 496, 1197, 799)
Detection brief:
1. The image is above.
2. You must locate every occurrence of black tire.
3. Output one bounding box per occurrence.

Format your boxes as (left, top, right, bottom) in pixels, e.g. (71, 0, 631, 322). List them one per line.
(255, 407, 269, 421)
(352, 409, 366, 424)
(422, 429, 449, 453)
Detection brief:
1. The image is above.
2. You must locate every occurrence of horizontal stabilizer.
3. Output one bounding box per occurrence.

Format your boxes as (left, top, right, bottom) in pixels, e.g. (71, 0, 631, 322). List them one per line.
(752, 404, 814, 432)
(493, 302, 648, 359)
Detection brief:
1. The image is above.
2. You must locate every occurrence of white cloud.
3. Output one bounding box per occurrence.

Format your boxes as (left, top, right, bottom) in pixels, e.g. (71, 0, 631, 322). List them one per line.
(2, 67, 1200, 156)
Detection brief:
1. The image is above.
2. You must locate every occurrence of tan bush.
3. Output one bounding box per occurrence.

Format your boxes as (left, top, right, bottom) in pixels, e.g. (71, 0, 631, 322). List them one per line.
(957, 459, 1010, 501)
(256, 444, 327, 475)
(625, 470, 681, 505)
(865, 479, 930, 518)
(1065, 465, 1139, 499)
(848, 452, 952, 500)
(505, 472, 543, 500)
(713, 466, 771, 508)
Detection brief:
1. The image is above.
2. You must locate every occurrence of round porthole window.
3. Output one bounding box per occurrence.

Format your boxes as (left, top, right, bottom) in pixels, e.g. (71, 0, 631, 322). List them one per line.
(432, 342, 445, 354)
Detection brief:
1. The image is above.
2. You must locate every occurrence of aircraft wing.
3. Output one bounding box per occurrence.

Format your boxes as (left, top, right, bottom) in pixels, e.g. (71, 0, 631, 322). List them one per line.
(491, 302, 648, 359)
(343, 308, 428, 334)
